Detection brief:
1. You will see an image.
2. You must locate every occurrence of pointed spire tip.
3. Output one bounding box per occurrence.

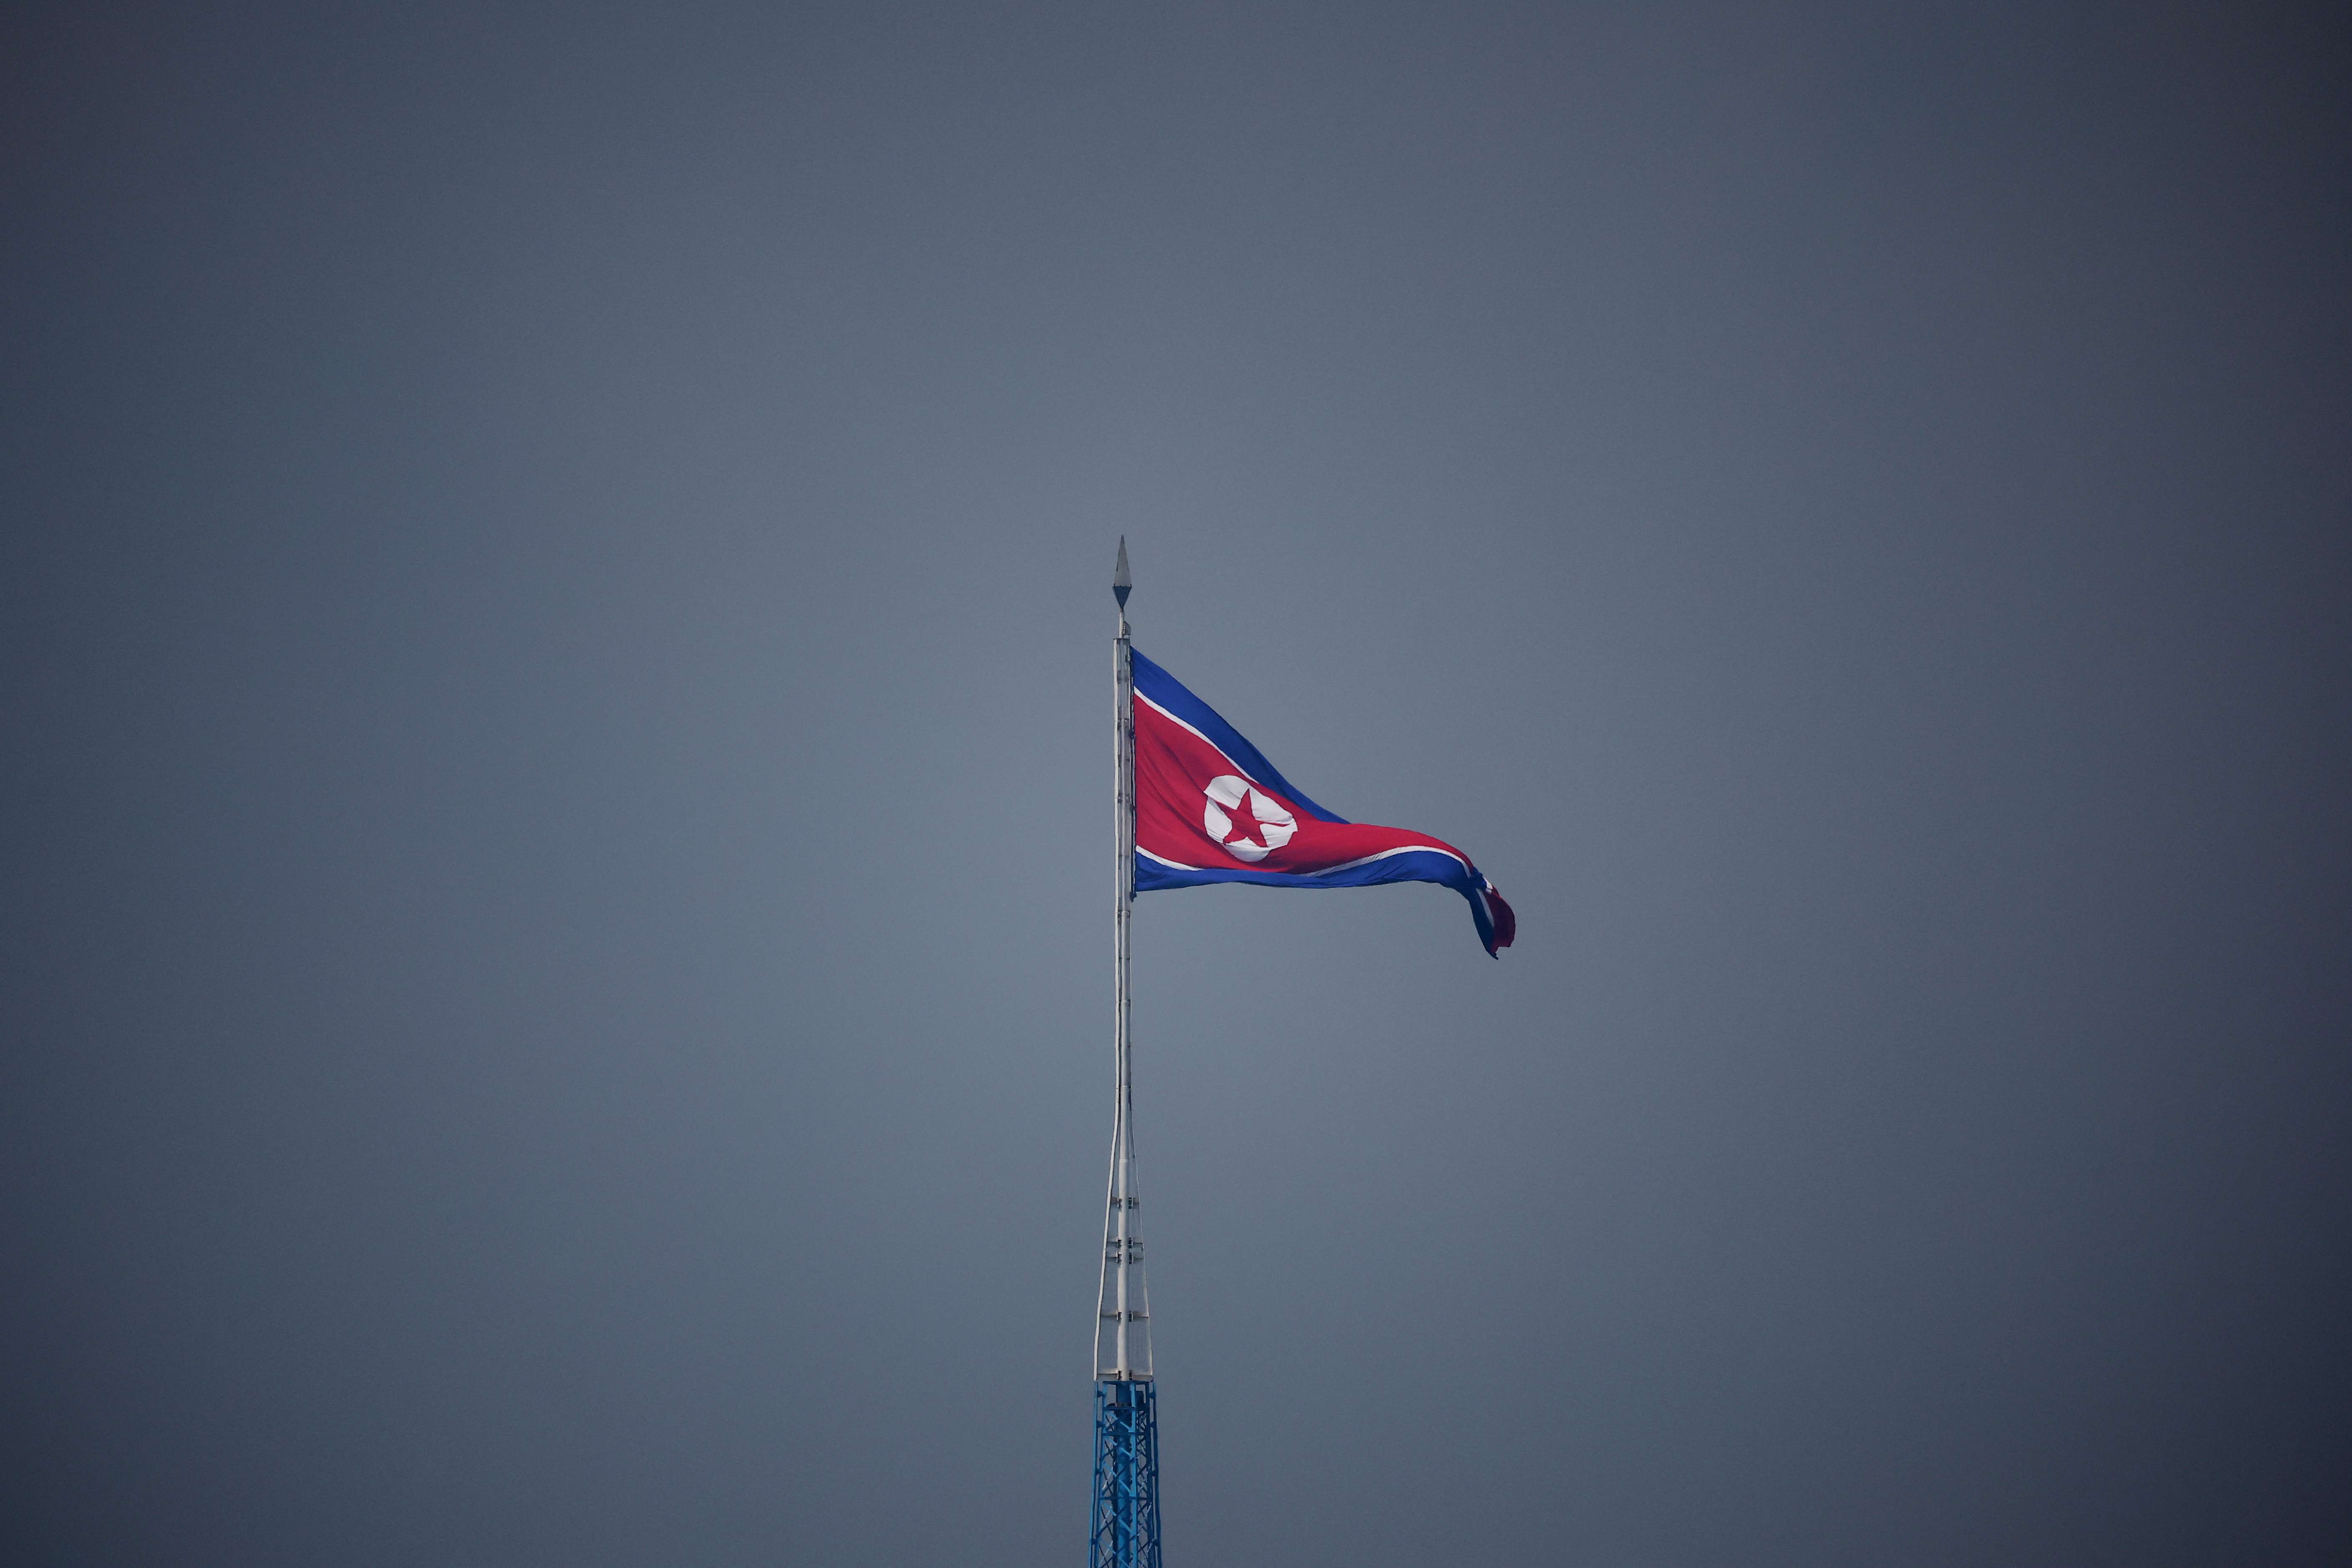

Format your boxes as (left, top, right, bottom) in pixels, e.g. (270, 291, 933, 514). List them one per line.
(1112, 536, 1131, 609)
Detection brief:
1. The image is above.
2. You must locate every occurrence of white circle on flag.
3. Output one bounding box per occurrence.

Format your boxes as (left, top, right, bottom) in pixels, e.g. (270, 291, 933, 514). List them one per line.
(1203, 775, 1296, 863)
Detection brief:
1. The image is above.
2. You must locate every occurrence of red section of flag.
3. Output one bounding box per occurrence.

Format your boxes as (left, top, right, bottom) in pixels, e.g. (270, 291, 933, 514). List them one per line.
(1134, 695, 1471, 877)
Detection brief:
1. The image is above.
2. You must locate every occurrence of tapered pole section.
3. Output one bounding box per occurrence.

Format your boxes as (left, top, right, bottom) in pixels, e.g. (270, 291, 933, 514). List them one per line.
(1096, 536, 1150, 1381)
(1093, 539, 1160, 1568)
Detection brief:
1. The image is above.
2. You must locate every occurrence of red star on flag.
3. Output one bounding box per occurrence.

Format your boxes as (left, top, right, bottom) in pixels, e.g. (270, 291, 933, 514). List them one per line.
(1217, 788, 1265, 850)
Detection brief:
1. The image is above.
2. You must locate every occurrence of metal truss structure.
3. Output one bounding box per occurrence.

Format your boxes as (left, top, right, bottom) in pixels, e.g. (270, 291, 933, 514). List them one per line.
(1090, 1376, 1162, 1568)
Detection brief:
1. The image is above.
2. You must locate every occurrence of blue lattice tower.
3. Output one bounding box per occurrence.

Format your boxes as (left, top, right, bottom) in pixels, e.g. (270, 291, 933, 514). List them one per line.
(1091, 540, 1163, 1568)
(1091, 1377, 1161, 1568)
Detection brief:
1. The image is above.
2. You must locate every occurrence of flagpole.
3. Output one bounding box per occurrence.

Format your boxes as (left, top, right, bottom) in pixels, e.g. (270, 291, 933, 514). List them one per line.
(1092, 538, 1160, 1568)
(1098, 536, 1148, 1381)
(1111, 540, 1137, 1377)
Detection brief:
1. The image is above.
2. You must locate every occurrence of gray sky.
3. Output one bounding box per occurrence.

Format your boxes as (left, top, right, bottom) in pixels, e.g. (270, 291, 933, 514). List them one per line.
(4, 3, 2347, 1564)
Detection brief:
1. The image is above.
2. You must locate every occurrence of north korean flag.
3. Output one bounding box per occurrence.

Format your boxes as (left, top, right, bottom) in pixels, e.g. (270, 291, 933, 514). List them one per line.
(1131, 648, 1517, 957)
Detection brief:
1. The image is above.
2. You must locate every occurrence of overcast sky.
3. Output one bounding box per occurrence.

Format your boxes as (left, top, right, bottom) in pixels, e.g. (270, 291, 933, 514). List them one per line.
(5, 3, 2348, 1565)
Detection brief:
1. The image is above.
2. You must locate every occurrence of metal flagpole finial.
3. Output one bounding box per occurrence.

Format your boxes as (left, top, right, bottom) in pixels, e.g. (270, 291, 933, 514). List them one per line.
(1113, 537, 1131, 612)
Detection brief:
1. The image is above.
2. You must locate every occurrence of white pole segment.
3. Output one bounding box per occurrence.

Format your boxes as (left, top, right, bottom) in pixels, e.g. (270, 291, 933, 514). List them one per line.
(1096, 540, 1151, 1381)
